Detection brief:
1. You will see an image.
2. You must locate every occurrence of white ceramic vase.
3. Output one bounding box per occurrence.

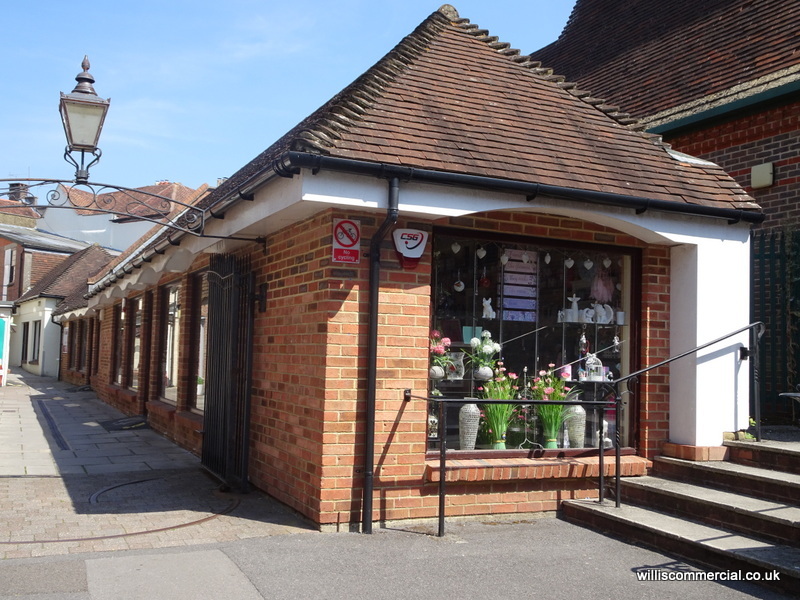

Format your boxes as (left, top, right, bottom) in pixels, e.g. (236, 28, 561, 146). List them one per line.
(473, 366, 494, 381)
(566, 404, 586, 448)
(429, 365, 446, 380)
(459, 402, 480, 450)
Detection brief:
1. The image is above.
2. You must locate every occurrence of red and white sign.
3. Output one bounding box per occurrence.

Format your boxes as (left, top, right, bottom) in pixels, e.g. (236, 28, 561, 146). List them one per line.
(332, 218, 361, 263)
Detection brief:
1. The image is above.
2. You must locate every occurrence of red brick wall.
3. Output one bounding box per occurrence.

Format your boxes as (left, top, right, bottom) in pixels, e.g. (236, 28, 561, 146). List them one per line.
(637, 246, 671, 458)
(143, 272, 205, 452)
(665, 100, 799, 230)
(243, 208, 668, 526)
(248, 210, 354, 522)
(67, 271, 206, 454)
(60, 206, 671, 527)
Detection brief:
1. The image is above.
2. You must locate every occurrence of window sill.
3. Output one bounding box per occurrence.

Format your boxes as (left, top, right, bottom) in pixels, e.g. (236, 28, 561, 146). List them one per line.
(424, 452, 650, 483)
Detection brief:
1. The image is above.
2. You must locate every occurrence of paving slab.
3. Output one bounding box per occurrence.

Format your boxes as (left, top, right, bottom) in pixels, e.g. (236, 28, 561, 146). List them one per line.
(86, 550, 262, 600)
(0, 372, 314, 560)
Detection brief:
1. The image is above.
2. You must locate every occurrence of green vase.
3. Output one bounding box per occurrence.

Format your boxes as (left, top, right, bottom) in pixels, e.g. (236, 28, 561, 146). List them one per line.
(542, 426, 560, 449)
(492, 440, 506, 450)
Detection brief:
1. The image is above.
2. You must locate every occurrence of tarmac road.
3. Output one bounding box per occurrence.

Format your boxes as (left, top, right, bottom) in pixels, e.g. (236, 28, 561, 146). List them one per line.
(0, 517, 793, 599)
(0, 372, 793, 599)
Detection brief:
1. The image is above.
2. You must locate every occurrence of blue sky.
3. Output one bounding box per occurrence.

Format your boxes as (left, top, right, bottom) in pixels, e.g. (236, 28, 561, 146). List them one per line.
(2, 2, 574, 190)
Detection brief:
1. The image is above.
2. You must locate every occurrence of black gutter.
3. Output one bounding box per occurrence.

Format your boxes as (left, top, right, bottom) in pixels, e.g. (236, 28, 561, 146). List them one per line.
(276, 151, 764, 224)
(362, 177, 400, 534)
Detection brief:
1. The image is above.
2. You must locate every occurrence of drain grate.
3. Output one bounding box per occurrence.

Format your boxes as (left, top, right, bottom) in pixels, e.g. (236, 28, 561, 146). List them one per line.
(34, 399, 70, 451)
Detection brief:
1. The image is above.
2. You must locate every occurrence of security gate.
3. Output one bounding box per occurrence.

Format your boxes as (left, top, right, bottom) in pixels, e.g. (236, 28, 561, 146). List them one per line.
(752, 229, 800, 421)
(201, 254, 255, 492)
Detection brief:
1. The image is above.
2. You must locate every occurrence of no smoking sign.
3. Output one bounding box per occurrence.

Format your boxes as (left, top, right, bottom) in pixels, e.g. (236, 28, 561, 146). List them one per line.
(332, 219, 361, 263)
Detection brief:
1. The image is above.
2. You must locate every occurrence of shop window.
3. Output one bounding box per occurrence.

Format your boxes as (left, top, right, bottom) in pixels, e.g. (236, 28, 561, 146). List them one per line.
(159, 283, 181, 404)
(430, 231, 635, 451)
(77, 320, 87, 372)
(112, 303, 125, 385)
(2, 247, 16, 301)
(190, 272, 209, 412)
(61, 323, 70, 368)
(67, 323, 76, 369)
(21, 322, 29, 363)
(128, 297, 142, 390)
(92, 316, 101, 375)
(31, 321, 41, 363)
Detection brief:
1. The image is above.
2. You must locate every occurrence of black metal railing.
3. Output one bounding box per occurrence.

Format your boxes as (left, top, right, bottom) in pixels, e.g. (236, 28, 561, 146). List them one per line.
(405, 320, 765, 537)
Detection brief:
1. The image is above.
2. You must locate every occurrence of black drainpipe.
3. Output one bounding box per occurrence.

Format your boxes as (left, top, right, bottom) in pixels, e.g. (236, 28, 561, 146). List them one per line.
(362, 177, 400, 534)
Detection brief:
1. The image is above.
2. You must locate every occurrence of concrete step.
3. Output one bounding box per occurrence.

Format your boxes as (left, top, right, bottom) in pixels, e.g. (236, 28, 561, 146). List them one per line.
(724, 439, 800, 475)
(621, 476, 800, 546)
(562, 499, 800, 595)
(653, 455, 800, 505)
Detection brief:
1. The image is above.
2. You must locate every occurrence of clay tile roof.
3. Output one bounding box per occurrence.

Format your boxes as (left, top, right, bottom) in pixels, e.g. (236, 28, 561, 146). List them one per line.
(0, 198, 40, 220)
(88, 183, 210, 285)
(203, 4, 758, 215)
(530, 0, 800, 120)
(16, 244, 115, 305)
(62, 181, 202, 219)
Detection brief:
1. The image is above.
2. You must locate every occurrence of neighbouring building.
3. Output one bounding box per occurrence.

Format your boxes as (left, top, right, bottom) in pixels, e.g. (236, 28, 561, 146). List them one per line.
(53, 6, 762, 530)
(530, 0, 800, 420)
(14, 244, 114, 377)
(37, 181, 206, 252)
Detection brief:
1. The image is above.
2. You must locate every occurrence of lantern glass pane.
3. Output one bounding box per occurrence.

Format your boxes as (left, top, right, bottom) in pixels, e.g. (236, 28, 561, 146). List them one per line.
(61, 98, 106, 150)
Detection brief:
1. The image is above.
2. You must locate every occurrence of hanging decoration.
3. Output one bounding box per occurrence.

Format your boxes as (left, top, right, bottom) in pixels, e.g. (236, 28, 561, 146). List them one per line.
(478, 267, 491, 288)
(590, 269, 615, 303)
(453, 269, 465, 292)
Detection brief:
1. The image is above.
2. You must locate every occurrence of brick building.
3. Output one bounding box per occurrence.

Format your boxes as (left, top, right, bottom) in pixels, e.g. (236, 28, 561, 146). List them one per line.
(53, 6, 761, 529)
(531, 0, 800, 418)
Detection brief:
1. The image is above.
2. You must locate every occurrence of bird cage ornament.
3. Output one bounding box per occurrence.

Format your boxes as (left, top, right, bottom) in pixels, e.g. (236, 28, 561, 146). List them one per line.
(585, 353, 604, 381)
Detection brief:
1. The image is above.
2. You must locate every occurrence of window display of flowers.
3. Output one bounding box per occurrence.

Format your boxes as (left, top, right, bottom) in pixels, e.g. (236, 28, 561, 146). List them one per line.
(479, 362, 520, 449)
(429, 330, 453, 379)
(463, 330, 501, 380)
(529, 364, 581, 448)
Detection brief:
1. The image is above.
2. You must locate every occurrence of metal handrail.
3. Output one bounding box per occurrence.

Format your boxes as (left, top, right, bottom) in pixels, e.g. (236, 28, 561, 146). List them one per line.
(406, 320, 766, 537)
(614, 321, 766, 441)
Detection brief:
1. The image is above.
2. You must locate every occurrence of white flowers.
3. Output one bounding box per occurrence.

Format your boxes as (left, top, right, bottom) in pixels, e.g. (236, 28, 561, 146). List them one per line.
(465, 331, 501, 367)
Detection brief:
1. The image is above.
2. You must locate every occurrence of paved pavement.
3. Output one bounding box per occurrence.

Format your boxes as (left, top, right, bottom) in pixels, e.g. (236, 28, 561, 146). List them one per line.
(0, 372, 312, 560)
(0, 371, 794, 599)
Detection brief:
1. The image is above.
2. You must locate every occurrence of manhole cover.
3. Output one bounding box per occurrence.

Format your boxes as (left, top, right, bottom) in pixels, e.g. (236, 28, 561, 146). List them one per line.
(98, 416, 149, 431)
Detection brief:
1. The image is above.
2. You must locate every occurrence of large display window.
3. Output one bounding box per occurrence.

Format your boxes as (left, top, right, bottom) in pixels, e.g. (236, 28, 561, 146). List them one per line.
(429, 229, 638, 451)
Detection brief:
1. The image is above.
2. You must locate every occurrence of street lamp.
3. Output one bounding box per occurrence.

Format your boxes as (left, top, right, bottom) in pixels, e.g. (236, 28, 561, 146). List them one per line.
(59, 56, 110, 183)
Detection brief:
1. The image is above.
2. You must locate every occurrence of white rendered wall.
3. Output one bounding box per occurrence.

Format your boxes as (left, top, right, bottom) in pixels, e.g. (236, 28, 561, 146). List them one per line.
(14, 297, 61, 377)
(669, 237, 751, 446)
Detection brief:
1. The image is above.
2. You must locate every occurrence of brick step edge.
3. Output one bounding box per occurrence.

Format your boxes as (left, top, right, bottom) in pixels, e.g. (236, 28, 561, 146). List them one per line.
(562, 500, 800, 594)
(653, 455, 800, 504)
(621, 476, 800, 546)
(724, 440, 800, 476)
